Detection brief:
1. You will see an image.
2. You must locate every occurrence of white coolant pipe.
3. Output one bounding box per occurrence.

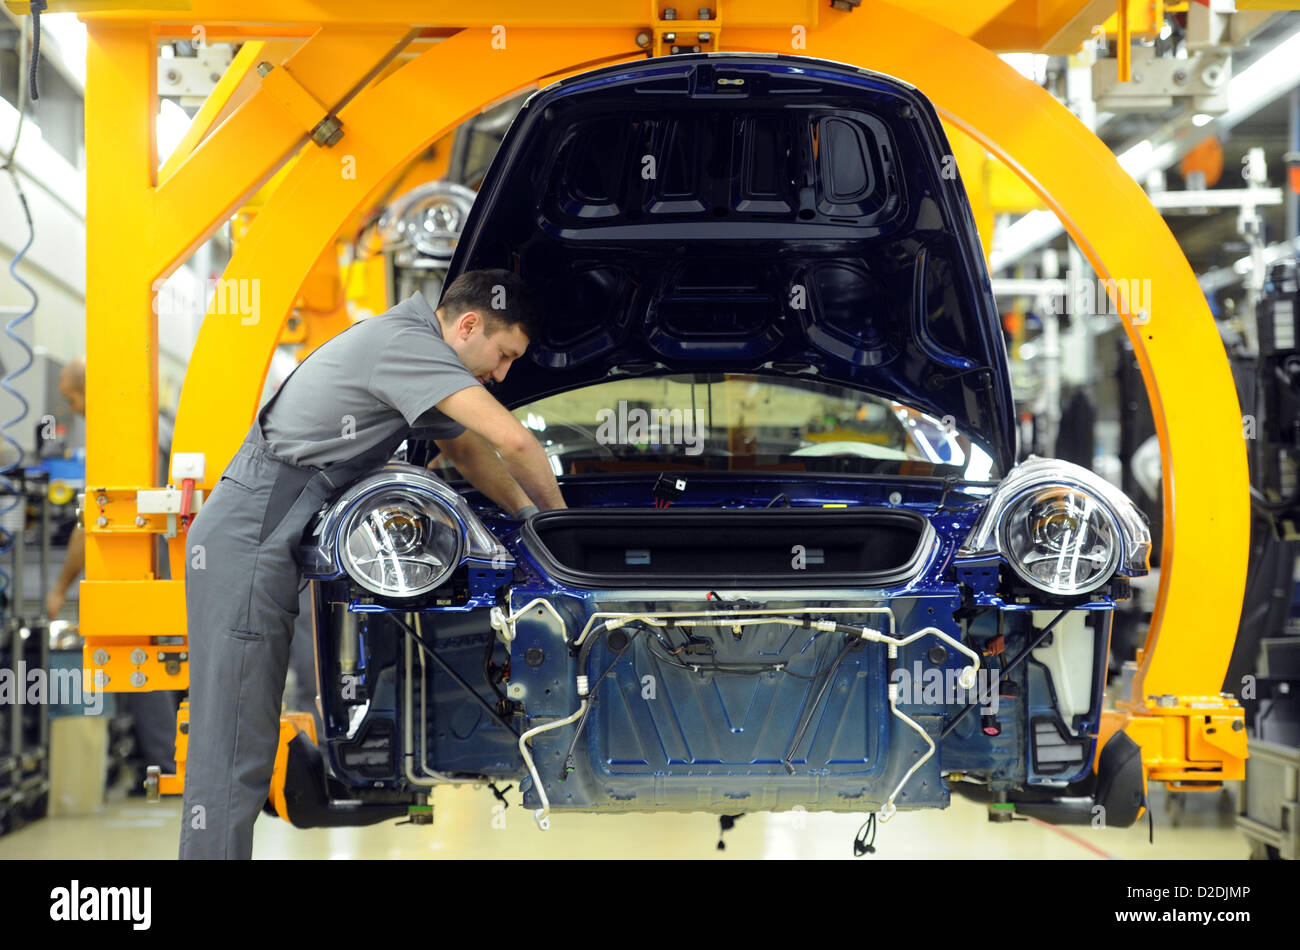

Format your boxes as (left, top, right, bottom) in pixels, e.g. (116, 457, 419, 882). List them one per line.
(518, 675, 591, 830)
(491, 597, 569, 645)
(878, 681, 937, 822)
(572, 605, 899, 647)
(839, 623, 981, 691)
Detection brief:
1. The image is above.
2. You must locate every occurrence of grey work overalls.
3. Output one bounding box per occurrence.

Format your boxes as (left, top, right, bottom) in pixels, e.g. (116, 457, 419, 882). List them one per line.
(179, 360, 408, 860)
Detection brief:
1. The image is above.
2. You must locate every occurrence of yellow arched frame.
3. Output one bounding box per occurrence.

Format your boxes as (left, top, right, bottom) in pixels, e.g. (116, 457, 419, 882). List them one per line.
(82, 4, 1248, 786)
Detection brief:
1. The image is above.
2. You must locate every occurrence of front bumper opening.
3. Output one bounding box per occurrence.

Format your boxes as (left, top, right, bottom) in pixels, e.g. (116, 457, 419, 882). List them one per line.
(520, 506, 933, 588)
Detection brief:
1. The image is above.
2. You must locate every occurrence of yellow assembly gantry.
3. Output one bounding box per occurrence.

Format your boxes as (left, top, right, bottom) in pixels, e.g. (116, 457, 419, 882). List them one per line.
(8, 0, 1248, 797)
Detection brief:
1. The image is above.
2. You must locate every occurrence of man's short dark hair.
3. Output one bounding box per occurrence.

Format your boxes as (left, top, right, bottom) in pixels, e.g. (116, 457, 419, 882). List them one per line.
(437, 269, 541, 342)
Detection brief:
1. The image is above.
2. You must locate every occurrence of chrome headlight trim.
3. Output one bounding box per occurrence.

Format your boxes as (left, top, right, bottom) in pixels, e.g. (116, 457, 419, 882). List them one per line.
(959, 457, 1151, 589)
(300, 463, 512, 588)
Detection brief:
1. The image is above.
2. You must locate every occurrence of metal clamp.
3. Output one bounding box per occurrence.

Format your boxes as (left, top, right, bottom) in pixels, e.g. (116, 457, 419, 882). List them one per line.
(256, 61, 345, 147)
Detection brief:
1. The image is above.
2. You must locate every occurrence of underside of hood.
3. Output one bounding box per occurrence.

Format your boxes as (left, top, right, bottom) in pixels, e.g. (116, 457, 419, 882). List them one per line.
(444, 54, 1017, 471)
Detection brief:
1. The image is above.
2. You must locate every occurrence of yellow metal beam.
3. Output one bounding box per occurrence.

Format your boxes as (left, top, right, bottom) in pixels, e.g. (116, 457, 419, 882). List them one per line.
(894, 1, 1020, 38)
(18, 0, 1129, 51)
(84, 24, 158, 604)
(973, 0, 1117, 53)
(1117, 0, 1131, 82)
(161, 5, 1248, 701)
(73, 0, 820, 28)
(1100, 0, 1165, 39)
(152, 26, 416, 275)
(156, 39, 267, 180)
(80, 579, 189, 691)
(64, 0, 1123, 50)
(5, 0, 185, 12)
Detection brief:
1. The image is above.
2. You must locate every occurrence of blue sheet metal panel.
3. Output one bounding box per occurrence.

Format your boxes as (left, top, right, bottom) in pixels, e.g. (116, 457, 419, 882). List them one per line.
(590, 626, 887, 774)
(510, 595, 952, 811)
(940, 710, 1025, 790)
(418, 624, 521, 777)
(526, 712, 946, 814)
(936, 608, 1025, 789)
(503, 591, 592, 720)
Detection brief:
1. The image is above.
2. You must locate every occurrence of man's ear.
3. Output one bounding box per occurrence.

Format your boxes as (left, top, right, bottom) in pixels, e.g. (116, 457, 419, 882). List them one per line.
(456, 310, 481, 339)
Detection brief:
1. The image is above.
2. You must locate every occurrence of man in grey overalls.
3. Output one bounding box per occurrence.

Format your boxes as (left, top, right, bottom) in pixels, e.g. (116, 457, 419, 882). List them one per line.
(179, 269, 565, 859)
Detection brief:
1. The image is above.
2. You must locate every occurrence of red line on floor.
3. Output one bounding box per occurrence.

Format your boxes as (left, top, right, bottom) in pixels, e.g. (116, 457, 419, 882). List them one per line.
(1024, 815, 1117, 859)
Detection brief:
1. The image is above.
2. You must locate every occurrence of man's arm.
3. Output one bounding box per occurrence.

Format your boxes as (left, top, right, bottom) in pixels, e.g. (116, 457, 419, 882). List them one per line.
(47, 525, 84, 617)
(433, 430, 533, 515)
(435, 387, 566, 510)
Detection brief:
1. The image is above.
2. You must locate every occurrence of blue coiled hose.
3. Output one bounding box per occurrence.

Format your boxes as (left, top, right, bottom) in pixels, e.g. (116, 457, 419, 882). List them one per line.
(0, 174, 38, 613)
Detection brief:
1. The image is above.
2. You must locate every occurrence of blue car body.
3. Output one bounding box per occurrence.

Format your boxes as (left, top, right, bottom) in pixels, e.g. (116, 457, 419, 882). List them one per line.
(296, 54, 1151, 830)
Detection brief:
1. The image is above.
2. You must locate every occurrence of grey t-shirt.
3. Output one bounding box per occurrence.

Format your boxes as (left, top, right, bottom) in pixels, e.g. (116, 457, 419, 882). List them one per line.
(260, 291, 482, 467)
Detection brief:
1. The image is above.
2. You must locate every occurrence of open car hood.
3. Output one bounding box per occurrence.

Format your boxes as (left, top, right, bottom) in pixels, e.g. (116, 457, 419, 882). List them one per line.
(444, 54, 1017, 471)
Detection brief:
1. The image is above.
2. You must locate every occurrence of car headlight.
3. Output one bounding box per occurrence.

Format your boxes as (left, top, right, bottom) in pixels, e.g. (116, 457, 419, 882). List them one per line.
(377, 181, 476, 261)
(1001, 486, 1120, 595)
(339, 489, 464, 597)
(958, 457, 1150, 596)
(298, 463, 513, 586)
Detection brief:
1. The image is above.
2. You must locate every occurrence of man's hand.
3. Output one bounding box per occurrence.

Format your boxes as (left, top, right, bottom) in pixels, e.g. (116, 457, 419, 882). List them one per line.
(435, 386, 567, 511)
(46, 589, 66, 619)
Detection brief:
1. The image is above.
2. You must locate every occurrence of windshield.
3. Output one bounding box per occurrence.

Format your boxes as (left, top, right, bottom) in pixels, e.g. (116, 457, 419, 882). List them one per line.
(501, 374, 998, 480)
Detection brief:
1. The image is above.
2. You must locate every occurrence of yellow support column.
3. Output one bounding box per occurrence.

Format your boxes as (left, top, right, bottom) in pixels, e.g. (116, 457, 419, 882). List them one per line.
(82, 24, 161, 693)
(80, 23, 418, 687)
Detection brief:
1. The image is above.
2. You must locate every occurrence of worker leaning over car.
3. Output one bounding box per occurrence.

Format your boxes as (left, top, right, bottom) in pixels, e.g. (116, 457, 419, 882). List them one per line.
(179, 268, 565, 860)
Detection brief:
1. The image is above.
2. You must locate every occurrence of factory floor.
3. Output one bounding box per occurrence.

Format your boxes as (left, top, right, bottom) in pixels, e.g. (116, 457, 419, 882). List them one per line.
(0, 780, 1252, 859)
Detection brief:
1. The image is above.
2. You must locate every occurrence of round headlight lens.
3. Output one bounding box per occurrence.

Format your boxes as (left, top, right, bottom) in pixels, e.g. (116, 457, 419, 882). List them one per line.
(376, 183, 475, 261)
(339, 490, 463, 597)
(407, 196, 465, 259)
(1002, 487, 1119, 595)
